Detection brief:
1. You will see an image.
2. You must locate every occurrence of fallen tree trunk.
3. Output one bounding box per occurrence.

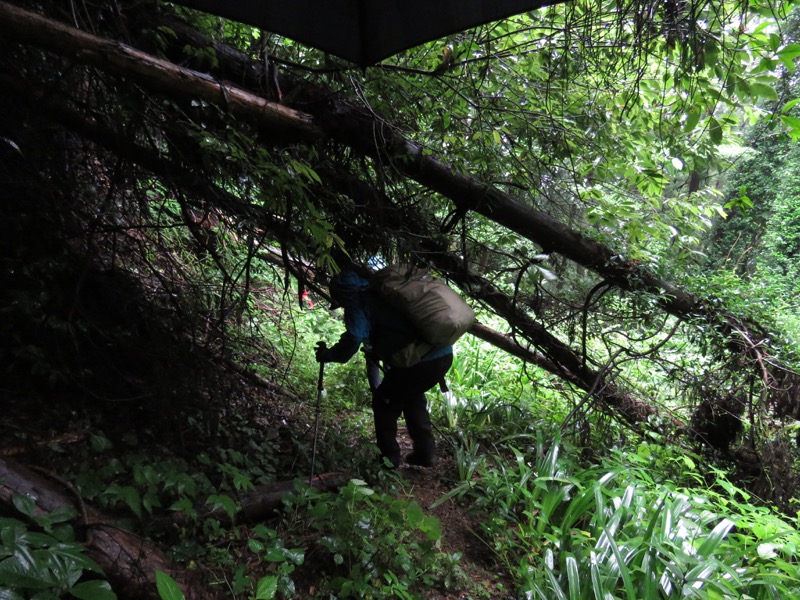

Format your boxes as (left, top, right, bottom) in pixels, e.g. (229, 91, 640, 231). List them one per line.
(318, 163, 660, 424)
(152, 13, 790, 381)
(469, 321, 577, 381)
(0, 458, 199, 600)
(0, 1, 769, 353)
(3, 2, 795, 415)
(0, 1, 320, 139)
(0, 458, 349, 598)
(153, 472, 351, 530)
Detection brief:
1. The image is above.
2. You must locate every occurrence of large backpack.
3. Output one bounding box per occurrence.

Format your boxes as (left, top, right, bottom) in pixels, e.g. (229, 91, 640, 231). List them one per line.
(371, 264, 474, 367)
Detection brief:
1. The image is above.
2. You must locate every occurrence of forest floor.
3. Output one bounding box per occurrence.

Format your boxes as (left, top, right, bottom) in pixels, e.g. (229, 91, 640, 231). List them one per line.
(376, 428, 512, 599)
(1, 392, 514, 599)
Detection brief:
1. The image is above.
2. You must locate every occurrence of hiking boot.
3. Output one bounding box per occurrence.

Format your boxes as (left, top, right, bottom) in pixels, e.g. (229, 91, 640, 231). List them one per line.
(405, 451, 437, 467)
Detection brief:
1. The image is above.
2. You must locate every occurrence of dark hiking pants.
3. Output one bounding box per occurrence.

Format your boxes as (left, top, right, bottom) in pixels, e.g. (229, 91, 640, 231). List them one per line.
(371, 353, 453, 467)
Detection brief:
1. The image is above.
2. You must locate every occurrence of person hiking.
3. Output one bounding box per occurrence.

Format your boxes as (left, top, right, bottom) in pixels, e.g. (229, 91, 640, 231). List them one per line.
(315, 267, 454, 468)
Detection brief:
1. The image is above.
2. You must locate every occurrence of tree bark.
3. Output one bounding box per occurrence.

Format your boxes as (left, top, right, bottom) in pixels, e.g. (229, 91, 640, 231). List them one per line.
(0, 1, 320, 139)
(0, 458, 201, 600)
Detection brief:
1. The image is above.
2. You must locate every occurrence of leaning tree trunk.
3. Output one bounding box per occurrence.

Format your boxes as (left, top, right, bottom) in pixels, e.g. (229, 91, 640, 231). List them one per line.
(4, 56, 661, 428)
(157, 473, 351, 529)
(0, 0, 776, 356)
(1, 0, 796, 416)
(149, 11, 781, 370)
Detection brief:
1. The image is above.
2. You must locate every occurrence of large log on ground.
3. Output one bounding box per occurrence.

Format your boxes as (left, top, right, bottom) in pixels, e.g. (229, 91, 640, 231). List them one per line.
(0, 458, 199, 600)
(154, 472, 351, 529)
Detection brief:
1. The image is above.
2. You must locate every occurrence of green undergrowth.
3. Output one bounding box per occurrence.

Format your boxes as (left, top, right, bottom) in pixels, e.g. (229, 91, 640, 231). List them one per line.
(438, 431, 800, 599)
(6, 270, 800, 599)
(0, 497, 117, 600)
(277, 478, 472, 598)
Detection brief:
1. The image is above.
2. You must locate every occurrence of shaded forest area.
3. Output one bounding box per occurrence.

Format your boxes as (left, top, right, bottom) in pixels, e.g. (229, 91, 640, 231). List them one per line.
(2, 0, 800, 597)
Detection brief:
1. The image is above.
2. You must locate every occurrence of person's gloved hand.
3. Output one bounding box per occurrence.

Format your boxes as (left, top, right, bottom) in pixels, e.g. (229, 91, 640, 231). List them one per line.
(315, 341, 329, 363)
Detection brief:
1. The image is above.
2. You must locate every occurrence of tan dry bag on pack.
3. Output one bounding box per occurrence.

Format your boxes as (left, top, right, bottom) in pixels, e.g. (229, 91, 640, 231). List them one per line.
(371, 264, 475, 367)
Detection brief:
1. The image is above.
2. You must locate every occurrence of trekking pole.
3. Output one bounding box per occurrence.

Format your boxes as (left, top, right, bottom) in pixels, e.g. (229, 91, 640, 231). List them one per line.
(310, 347, 325, 482)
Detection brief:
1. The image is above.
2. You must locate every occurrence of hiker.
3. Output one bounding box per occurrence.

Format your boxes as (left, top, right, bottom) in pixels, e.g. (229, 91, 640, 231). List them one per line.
(315, 268, 454, 468)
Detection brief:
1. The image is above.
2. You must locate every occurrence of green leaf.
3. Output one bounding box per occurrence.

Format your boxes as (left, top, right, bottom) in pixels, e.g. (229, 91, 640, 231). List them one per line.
(603, 529, 637, 599)
(90, 433, 113, 452)
(69, 580, 118, 600)
(757, 543, 778, 559)
(442, 112, 451, 129)
(565, 554, 580, 597)
(284, 548, 304, 565)
(309, 502, 329, 518)
(782, 115, 800, 128)
(12, 495, 37, 519)
(778, 43, 800, 63)
(254, 576, 278, 600)
(685, 109, 701, 132)
(419, 516, 442, 542)
(35, 506, 78, 534)
(708, 117, 723, 144)
(206, 494, 238, 519)
(750, 82, 777, 101)
(0, 587, 25, 600)
(154, 570, 185, 600)
(782, 98, 800, 113)
(697, 518, 735, 557)
(263, 547, 285, 562)
(0, 555, 56, 590)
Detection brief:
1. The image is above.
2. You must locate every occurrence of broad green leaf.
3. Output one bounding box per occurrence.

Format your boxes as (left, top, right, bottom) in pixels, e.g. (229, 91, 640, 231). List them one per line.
(542, 549, 568, 600)
(419, 515, 442, 541)
(565, 554, 580, 597)
(783, 115, 800, 128)
(69, 580, 117, 600)
(751, 82, 777, 101)
(697, 518, 735, 557)
(283, 548, 304, 565)
(0, 587, 25, 600)
(778, 43, 800, 62)
(34, 506, 77, 533)
(263, 547, 285, 562)
(782, 98, 800, 113)
(603, 529, 637, 599)
(254, 576, 278, 600)
(154, 570, 185, 600)
(685, 109, 701, 132)
(757, 542, 779, 559)
(206, 494, 237, 519)
(0, 556, 56, 590)
(11, 495, 36, 519)
(708, 117, 723, 144)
